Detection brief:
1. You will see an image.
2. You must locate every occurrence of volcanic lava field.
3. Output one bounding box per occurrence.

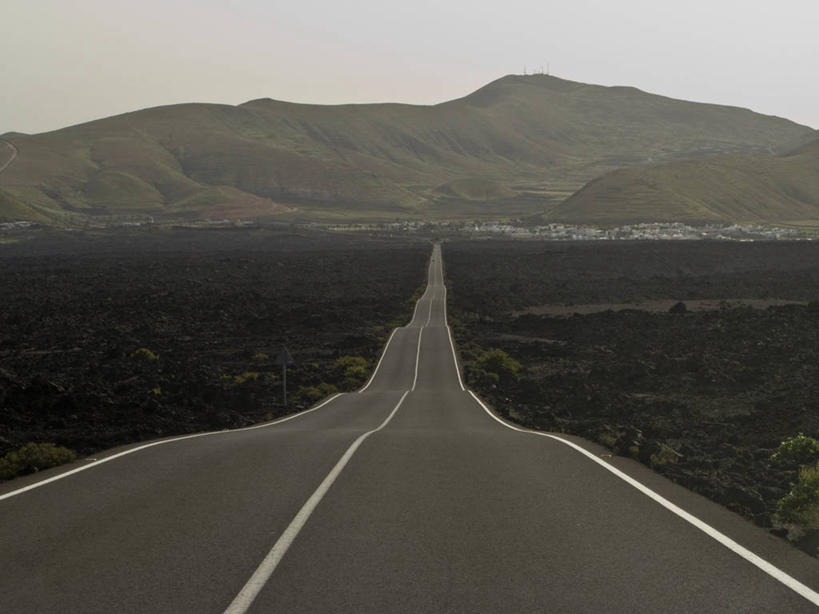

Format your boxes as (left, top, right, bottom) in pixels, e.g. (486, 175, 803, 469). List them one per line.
(0, 228, 428, 459)
(3, 229, 819, 554)
(444, 239, 819, 550)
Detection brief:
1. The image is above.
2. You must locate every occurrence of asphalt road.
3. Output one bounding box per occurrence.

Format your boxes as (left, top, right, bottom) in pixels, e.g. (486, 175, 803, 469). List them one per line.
(2, 245, 818, 613)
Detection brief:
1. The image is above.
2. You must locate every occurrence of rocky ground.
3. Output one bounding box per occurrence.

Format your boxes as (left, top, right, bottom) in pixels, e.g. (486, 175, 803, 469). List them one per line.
(0, 227, 428, 462)
(444, 239, 819, 554)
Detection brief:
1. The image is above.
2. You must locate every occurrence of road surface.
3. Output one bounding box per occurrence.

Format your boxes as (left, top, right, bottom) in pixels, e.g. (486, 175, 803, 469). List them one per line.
(1, 245, 818, 613)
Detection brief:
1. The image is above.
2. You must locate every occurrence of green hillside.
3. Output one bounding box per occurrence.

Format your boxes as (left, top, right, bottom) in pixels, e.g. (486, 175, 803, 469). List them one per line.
(0, 75, 812, 224)
(549, 132, 819, 226)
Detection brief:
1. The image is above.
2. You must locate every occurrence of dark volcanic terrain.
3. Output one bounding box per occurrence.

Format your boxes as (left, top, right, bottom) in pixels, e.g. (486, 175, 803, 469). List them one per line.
(444, 240, 819, 553)
(0, 228, 428, 464)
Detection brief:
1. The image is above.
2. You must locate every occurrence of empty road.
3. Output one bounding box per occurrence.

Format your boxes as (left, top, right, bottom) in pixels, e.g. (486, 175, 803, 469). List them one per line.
(2, 245, 818, 612)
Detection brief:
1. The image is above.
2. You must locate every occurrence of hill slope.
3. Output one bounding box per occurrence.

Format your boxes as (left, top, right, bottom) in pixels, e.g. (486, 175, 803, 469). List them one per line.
(549, 132, 819, 226)
(0, 75, 812, 224)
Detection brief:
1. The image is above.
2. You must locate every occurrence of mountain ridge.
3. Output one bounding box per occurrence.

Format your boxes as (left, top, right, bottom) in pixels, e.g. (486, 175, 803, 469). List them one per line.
(549, 133, 819, 226)
(0, 74, 812, 224)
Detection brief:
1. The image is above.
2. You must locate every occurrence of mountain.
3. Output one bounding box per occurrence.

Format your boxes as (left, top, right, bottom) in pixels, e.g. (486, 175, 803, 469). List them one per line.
(548, 132, 819, 226)
(0, 75, 812, 224)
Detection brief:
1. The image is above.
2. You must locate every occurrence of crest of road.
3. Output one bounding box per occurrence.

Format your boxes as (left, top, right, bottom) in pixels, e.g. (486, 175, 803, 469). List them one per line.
(2, 245, 818, 612)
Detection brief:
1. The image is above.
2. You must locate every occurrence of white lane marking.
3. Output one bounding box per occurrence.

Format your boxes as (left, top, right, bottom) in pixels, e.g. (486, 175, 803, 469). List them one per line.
(409, 286, 427, 325)
(359, 327, 399, 393)
(361, 246, 435, 392)
(442, 285, 465, 390)
(467, 390, 819, 607)
(412, 327, 423, 391)
(223, 390, 410, 614)
(412, 251, 438, 391)
(445, 324, 465, 391)
(0, 394, 345, 503)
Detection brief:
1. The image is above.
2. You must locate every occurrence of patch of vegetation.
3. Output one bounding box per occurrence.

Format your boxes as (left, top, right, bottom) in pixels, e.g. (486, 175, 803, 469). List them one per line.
(770, 433, 819, 466)
(334, 355, 369, 391)
(468, 348, 521, 388)
(776, 462, 819, 530)
(650, 443, 681, 467)
(131, 347, 159, 361)
(0, 229, 428, 459)
(294, 383, 339, 405)
(0, 442, 78, 481)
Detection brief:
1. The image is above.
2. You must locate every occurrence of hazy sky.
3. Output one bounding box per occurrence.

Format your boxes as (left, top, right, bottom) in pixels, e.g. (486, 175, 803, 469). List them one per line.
(2, 0, 818, 135)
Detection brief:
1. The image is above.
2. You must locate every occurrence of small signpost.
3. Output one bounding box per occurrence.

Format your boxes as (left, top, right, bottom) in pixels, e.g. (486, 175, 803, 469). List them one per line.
(274, 345, 294, 406)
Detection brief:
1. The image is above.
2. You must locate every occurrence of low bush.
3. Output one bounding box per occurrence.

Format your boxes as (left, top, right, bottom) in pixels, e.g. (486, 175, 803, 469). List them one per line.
(0, 442, 78, 481)
(472, 349, 521, 385)
(131, 347, 159, 361)
(770, 433, 819, 466)
(776, 462, 819, 530)
(650, 442, 681, 466)
(295, 382, 339, 405)
(334, 355, 369, 390)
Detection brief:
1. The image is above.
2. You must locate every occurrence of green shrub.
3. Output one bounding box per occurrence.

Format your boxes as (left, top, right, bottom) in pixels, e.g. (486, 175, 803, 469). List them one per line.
(233, 371, 259, 385)
(334, 356, 369, 390)
(770, 433, 819, 466)
(295, 382, 339, 405)
(776, 462, 819, 529)
(0, 442, 78, 481)
(219, 371, 262, 388)
(473, 349, 521, 384)
(469, 367, 500, 388)
(597, 432, 618, 448)
(650, 442, 681, 466)
(334, 355, 368, 371)
(131, 347, 159, 361)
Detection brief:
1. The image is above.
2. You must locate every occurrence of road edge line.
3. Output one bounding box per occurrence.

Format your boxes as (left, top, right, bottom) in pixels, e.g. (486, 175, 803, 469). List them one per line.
(223, 390, 410, 614)
(442, 286, 464, 390)
(0, 393, 345, 502)
(412, 327, 423, 391)
(359, 327, 400, 393)
(467, 390, 819, 607)
(360, 245, 435, 393)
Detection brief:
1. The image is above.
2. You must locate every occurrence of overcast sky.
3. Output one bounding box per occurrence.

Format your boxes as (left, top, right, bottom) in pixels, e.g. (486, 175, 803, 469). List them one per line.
(2, 0, 817, 135)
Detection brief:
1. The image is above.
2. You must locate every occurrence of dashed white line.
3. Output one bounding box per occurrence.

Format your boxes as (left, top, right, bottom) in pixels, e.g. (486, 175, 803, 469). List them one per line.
(223, 390, 410, 614)
(467, 390, 819, 608)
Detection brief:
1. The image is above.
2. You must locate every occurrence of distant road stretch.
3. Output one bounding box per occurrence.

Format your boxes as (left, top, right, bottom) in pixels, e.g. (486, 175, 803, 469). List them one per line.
(0, 138, 18, 174)
(1, 245, 818, 613)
